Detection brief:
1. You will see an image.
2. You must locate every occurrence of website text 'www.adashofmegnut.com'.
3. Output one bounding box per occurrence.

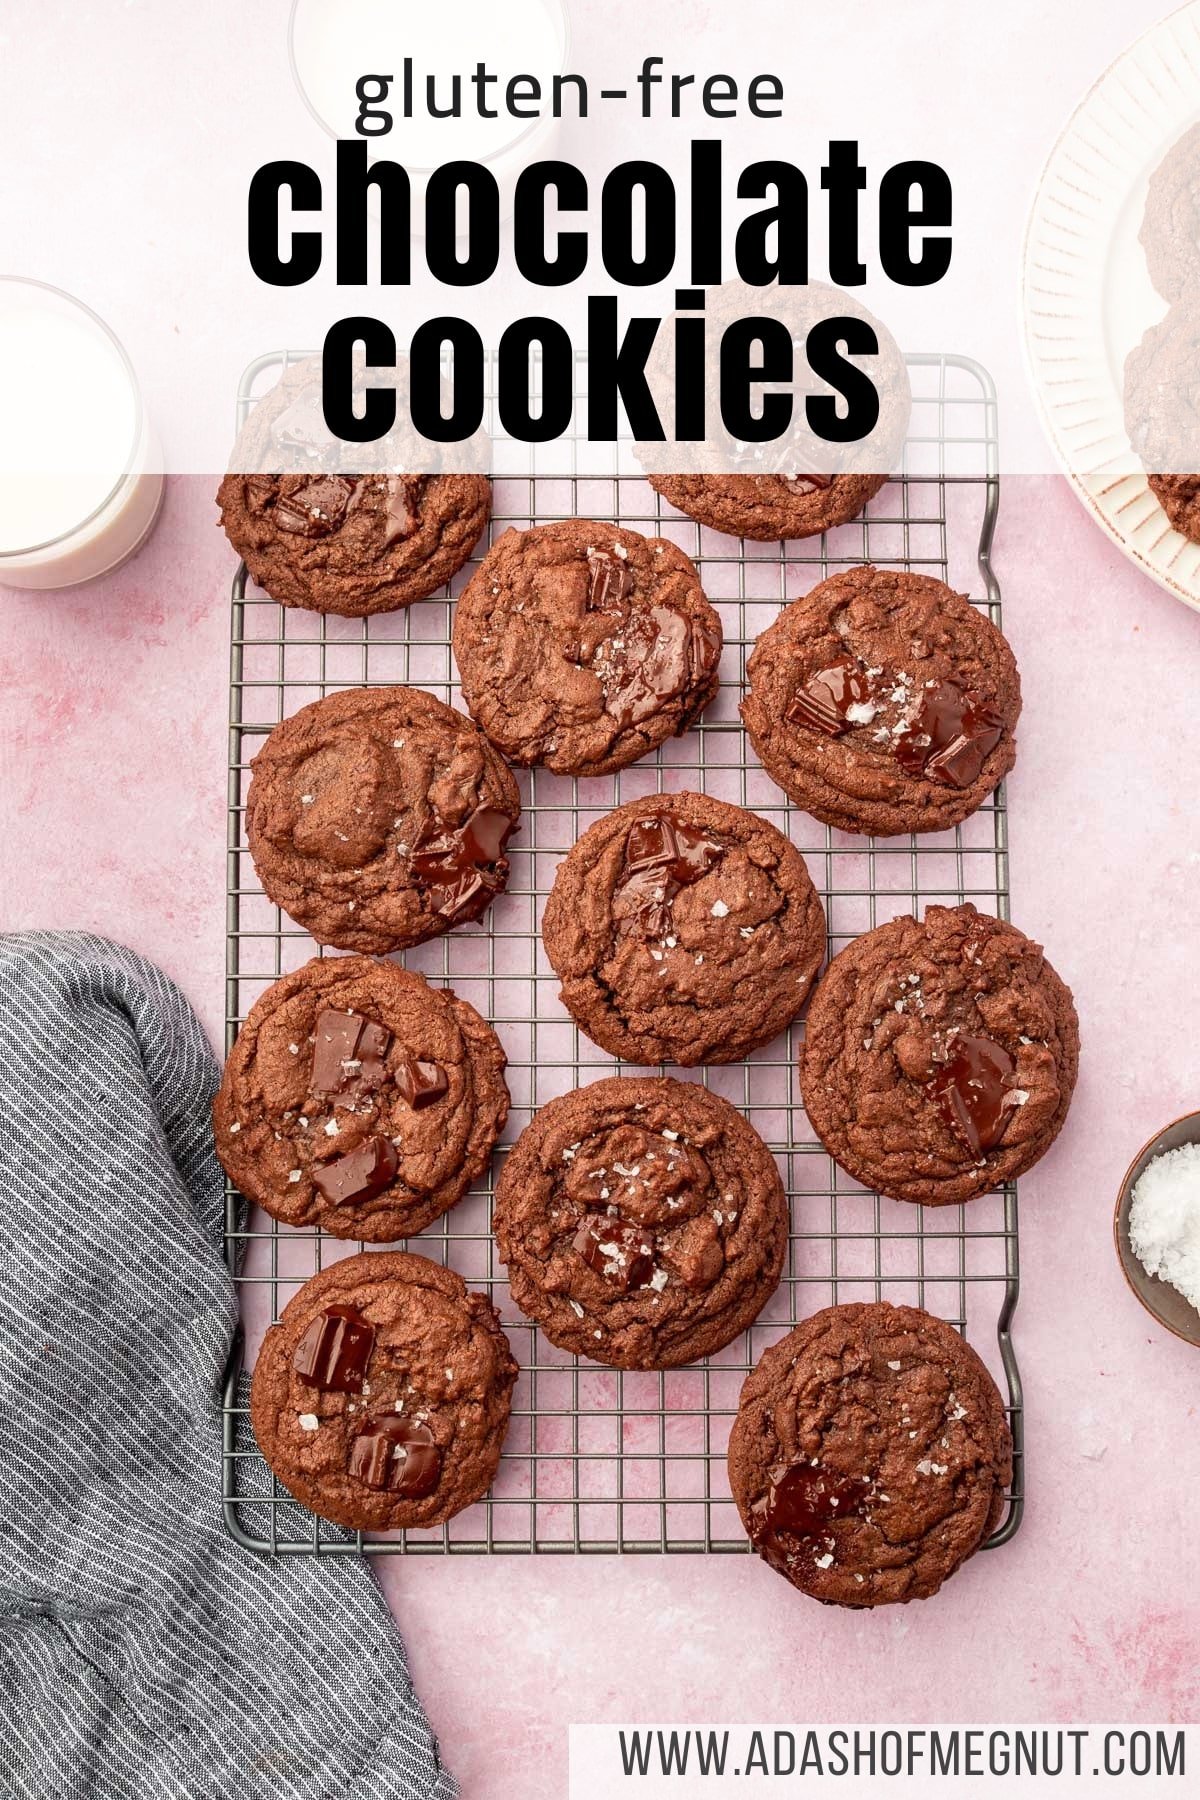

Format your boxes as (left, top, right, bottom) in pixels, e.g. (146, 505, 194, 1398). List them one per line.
(568, 1725, 1193, 1799)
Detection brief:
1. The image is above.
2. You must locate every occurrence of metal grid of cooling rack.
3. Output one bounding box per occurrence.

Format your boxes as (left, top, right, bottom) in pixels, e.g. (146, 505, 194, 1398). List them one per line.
(222, 349, 1023, 1557)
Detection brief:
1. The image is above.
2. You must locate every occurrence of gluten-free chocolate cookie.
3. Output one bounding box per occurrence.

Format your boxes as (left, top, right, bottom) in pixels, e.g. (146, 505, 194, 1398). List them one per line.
(494, 1076, 787, 1369)
(250, 1251, 517, 1532)
(1140, 121, 1200, 304)
(637, 279, 909, 543)
(1147, 473, 1200, 544)
(742, 566, 1020, 836)
(728, 1302, 1012, 1607)
(245, 686, 520, 954)
(452, 520, 722, 775)
(214, 956, 508, 1240)
(542, 792, 826, 1066)
(1124, 302, 1200, 480)
(648, 472, 888, 543)
(800, 903, 1079, 1206)
(216, 360, 490, 615)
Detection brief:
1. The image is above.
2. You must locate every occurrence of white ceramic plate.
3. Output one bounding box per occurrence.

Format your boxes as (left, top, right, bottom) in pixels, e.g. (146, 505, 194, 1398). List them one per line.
(1022, 0, 1200, 611)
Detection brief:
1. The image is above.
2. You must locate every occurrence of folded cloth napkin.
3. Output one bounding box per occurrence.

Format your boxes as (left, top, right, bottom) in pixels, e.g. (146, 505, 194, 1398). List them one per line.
(0, 932, 457, 1800)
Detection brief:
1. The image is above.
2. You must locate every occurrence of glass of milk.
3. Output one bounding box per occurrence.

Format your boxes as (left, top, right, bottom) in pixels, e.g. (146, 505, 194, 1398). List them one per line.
(289, 0, 570, 216)
(0, 279, 164, 591)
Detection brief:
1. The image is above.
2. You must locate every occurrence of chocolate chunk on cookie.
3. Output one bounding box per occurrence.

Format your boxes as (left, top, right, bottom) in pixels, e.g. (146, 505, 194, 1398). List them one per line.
(452, 520, 722, 775)
(728, 1302, 1012, 1607)
(494, 1076, 787, 1368)
(216, 360, 490, 615)
(800, 903, 1079, 1206)
(742, 566, 1020, 836)
(245, 685, 520, 954)
(214, 956, 508, 1240)
(648, 472, 888, 543)
(542, 792, 826, 1066)
(250, 1250, 517, 1531)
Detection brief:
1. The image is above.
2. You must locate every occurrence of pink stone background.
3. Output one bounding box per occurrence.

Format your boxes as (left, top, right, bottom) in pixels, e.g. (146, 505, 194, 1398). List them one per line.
(2, 476, 1199, 1794)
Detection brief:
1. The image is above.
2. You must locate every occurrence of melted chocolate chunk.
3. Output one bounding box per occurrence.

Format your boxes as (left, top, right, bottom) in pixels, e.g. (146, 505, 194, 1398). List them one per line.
(750, 1460, 872, 1571)
(409, 804, 516, 922)
(573, 1214, 657, 1291)
(613, 816, 724, 937)
(894, 681, 1004, 789)
(273, 476, 357, 537)
(381, 475, 426, 547)
(311, 1136, 399, 1207)
(927, 1033, 1017, 1161)
(395, 1055, 448, 1110)
(600, 604, 695, 727)
(271, 392, 332, 457)
(309, 1009, 392, 1110)
(292, 1304, 375, 1392)
(786, 660, 875, 737)
(349, 1416, 442, 1496)
(586, 546, 635, 610)
(781, 472, 833, 495)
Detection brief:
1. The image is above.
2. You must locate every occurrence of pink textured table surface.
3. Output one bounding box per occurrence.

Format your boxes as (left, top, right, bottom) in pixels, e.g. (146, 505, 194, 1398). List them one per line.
(2, 476, 1198, 1796)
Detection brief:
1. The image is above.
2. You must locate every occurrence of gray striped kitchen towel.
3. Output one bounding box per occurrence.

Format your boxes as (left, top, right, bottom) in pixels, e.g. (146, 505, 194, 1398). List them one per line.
(0, 932, 456, 1800)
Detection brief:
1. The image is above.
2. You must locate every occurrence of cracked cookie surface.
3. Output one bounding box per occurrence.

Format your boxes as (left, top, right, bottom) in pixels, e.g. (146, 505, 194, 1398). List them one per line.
(494, 1076, 787, 1368)
(728, 1301, 1012, 1607)
(245, 685, 520, 954)
(743, 566, 1020, 836)
(214, 956, 509, 1240)
(250, 1251, 517, 1531)
(452, 520, 722, 775)
(800, 903, 1079, 1206)
(542, 791, 826, 1066)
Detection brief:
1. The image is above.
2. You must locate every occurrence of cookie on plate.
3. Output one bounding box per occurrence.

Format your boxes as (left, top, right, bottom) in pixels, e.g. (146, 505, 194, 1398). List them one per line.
(1124, 302, 1200, 483)
(216, 360, 490, 615)
(214, 956, 508, 1241)
(728, 1302, 1012, 1607)
(648, 472, 888, 543)
(245, 686, 520, 954)
(542, 791, 826, 1066)
(742, 565, 1020, 836)
(452, 520, 722, 775)
(1139, 121, 1200, 304)
(250, 1251, 517, 1531)
(1146, 473, 1200, 544)
(494, 1076, 787, 1369)
(799, 903, 1079, 1206)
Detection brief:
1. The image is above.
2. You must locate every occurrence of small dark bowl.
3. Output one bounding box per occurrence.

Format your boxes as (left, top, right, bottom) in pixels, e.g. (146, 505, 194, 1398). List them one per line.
(1114, 1110, 1200, 1348)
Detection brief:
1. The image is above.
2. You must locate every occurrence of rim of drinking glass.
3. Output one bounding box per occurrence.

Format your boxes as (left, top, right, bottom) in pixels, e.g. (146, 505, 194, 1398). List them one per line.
(287, 0, 573, 173)
(0, 274, 145, 560)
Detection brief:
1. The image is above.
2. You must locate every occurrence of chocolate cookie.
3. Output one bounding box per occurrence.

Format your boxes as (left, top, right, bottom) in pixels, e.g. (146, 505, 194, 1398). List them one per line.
(245, 686, 520, 954)
(800, 903, 1079, 1206)
(493, 1076, 787, 1368)
(452, 520, 722, 775)
(542, 792, 826, 1066)
(648, 472, 888, 543)
(728, 1302, 1012, 1607)
(214, 956, 508, 1241)
(1139, 121, 1200, 304)
(1147, 473, 1200, 544)
(1124, 302, 1200, 478)
(216, 361, 490, 615)
(742, 566, 1020, 836)
(250, 1250, 517, 1532)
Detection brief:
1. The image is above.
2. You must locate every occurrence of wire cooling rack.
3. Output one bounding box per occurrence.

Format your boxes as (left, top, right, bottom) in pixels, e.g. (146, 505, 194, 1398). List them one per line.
(222, 350, 1022, 1556)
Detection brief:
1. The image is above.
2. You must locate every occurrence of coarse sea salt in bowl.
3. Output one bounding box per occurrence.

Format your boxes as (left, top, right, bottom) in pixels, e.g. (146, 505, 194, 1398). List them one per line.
(1114, 1110, 1200, 1349)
